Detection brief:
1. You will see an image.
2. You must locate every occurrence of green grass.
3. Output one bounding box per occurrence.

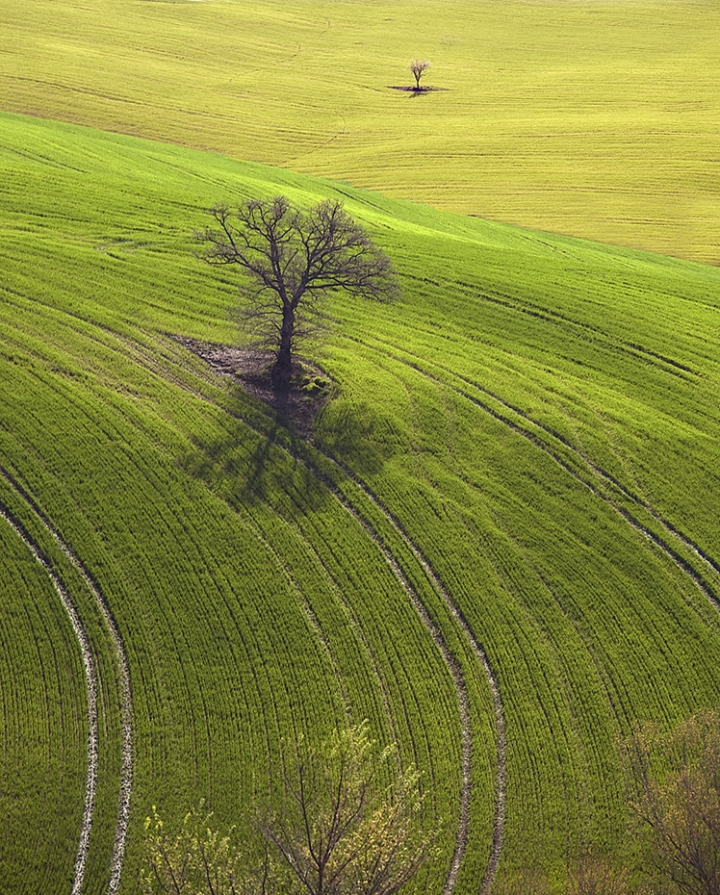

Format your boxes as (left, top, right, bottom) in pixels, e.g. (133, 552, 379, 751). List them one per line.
(2, 0, 720, 262)
(0, 114, 481, 893)
(2, 112, 720, 892)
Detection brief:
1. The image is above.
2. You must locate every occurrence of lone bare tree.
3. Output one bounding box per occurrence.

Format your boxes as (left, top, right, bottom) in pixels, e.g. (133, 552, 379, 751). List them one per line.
(408, 60, 430, 91)
(197, 197, 399, 393)
(622, 710, 720, 895)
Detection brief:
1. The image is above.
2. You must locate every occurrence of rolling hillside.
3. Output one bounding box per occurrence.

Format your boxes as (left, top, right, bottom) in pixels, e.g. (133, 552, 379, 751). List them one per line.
(2, 111, 720, 893)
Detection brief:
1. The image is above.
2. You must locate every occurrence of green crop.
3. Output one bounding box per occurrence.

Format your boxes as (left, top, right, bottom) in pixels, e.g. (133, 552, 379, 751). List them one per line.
(0, 513, 87, 891)
(1, 113, 720, 893)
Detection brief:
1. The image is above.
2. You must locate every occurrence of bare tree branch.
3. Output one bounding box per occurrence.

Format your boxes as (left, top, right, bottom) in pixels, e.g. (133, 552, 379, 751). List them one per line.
(257, 721, 433, 895)
(621, 711, 720, 895)
(408, 60, 430, 91)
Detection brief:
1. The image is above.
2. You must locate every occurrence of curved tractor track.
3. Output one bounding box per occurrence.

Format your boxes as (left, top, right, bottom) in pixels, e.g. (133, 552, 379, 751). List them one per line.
(353, 333, 720, 612)
(0, 469, 133, 895)
(309, 453, 507, 895)
(143, 338, 509, 895)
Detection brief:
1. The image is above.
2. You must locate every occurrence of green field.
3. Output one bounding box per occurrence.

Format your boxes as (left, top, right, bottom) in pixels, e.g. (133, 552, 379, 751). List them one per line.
(2, 0, 720, 262)
(2, 110, 720, 892)
(2, 1, 720, 892)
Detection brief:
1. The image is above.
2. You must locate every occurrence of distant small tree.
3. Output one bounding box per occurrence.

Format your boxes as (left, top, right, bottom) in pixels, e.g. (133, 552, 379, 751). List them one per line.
(622, 710, 720, 895)
(408, 60, 430, 91)
(197, 197, 399, 393)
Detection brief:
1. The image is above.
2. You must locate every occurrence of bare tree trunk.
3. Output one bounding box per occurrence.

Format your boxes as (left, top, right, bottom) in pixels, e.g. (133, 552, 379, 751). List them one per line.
(198, 197, 399, 401)
(271, 306, 294, 392)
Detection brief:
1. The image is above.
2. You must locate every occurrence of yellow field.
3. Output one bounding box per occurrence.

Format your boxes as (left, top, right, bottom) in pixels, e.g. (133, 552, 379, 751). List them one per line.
(2, 0, 719, 261)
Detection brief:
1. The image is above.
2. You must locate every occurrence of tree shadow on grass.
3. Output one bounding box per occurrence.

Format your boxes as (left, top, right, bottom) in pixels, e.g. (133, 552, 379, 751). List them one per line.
(179, 384, 331, 519)
(386, 86, 447, 97)
(180, 390, 397, 520)
(174, 338, 396, 513)
(313, 400, 398, 478)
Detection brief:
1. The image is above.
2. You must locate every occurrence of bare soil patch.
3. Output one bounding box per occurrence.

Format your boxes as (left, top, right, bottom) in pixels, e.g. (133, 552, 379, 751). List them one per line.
(176, 337, 332, 437)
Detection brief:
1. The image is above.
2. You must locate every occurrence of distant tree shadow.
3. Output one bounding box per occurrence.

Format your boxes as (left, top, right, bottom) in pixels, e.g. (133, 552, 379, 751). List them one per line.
(386, 86, 446, 97)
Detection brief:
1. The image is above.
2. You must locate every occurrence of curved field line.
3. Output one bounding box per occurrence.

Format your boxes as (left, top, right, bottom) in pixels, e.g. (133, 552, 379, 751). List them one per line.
(0, 506, 98, 895)
(315, 464, 507, 895)
(242, 510, 355, 721)
(353, 333, 720, 611)
(144, 344, 507, 895)
(22, 318, 508, 895)
(244, 507, 403, 747)
(0, 471, 133, 894)
(316, 480, 474, 893)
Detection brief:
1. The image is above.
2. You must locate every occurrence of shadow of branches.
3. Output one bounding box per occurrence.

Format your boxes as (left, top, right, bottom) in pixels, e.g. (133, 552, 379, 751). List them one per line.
(179, 388, 397, 519)
(313, 400, 397, 478)
(179, 384, 330, 517)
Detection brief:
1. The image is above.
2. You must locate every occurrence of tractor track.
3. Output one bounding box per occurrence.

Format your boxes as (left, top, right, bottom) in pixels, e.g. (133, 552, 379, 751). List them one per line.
(136, 339, 508, 895)
(350, 333, 720, 613)
(0, 468, 133, 895)
(2, 313, 508, 894)
(316, 457, 506, 895)
(0, 502, 98, 895)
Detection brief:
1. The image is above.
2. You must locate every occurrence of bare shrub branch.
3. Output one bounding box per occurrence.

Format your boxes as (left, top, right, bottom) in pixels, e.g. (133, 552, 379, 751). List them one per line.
(258, 721, 434, 895)
(621, 710, 720, 895)
(142, 723, 432, 895)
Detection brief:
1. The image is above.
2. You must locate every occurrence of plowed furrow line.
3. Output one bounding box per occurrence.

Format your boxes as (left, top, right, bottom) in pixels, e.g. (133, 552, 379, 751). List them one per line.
(356, 335, 720, 612)
(152, 356, 505, 895)
(313, 455, 506, 895)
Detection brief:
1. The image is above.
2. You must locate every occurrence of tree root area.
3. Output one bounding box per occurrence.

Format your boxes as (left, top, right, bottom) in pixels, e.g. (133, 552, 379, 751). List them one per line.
(176, 337, 331, 437)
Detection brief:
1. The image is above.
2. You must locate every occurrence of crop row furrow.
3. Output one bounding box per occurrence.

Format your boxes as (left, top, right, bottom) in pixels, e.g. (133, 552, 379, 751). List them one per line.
(447, 279, 698, 379)
(310, 456, 506, 895)
(240, 500, 403, 750)
(0, 521, 88, 890)
(0, 502, 98, 895)
(149, 350, 489, 894)
(355, 333, 720, 615)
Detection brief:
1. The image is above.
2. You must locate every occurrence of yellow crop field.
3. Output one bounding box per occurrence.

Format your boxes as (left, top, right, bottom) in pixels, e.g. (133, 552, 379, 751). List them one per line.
(2, 0, 719, 261)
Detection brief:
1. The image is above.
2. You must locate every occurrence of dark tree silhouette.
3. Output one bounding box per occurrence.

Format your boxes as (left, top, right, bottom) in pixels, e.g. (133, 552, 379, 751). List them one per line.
(197, 197, 399, 393)
(408, 60, 430, 90)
